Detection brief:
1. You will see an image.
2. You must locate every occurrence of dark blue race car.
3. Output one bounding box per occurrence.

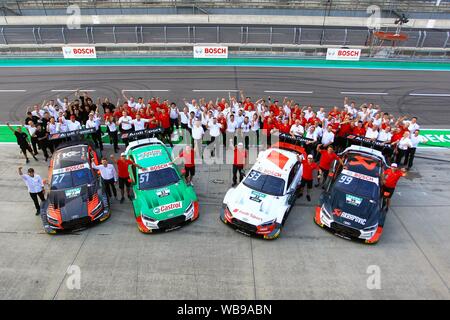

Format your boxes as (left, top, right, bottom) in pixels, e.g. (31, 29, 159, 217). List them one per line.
(314, 145, 388, 244)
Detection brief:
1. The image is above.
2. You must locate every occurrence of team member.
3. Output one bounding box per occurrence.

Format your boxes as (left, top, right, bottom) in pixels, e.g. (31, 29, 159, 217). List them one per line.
(393, 131, 413, 166)
(405, 129, 427, 169)
(232, 142, 247, 187)
(298, 154, 318, 202)
(110, 153, 144, 203)
(206, 117, 222, 157)
(6, 123, 38, 163)
(174, 145, 196, 185)
(382, 163, 407, 211)
(18, 166, 45, 215)
(85, 112, 104, 150)
(316, 145, 343, 188)
(91, 158, 118, 199)
(105, 115, 120, 153)
(35, 124, 53, 161)
(118, 110, 133, 147)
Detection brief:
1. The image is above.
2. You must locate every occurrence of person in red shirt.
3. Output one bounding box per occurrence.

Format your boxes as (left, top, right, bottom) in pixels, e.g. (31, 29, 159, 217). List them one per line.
(232, 142, 247, 187)
(382, 163, 407, 211)
(174, 145, 196, 185)
(110, 153, 144, 203)
(158, 108, 173, 147)
(316, 145, 343, 188)
(299, 154, 318, 201)
(352, 121, 366, 137)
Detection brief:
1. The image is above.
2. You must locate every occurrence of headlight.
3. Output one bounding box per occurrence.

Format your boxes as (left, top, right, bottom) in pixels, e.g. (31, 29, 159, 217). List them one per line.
(257, 219, 277, 234)
(185, 202, 194, 218)
(142, 214, 156, 223)
(321, 205, 332, 219)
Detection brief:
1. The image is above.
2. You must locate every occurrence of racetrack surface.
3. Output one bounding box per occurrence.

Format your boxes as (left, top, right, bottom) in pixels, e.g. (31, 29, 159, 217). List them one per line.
(0, 144, 449, 299)
(1, 66, 450, 126)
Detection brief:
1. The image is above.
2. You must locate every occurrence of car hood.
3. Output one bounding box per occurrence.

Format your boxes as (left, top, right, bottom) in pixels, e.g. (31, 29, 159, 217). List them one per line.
(138, 183, 189, 219)
(48, 185, 92, 221)
(225, 184, 286, 225)
(324, 190, 380, 228)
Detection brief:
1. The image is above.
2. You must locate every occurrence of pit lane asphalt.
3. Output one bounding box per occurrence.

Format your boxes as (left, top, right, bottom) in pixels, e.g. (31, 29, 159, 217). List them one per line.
(0, 144, 449, 299)
(1, 66, 450, 126)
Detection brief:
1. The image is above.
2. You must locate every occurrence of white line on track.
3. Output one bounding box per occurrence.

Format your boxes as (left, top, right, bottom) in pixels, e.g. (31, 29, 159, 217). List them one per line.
(122, 89, 170, 92)
(264, 90, 313, 94)
(340, 91, 388, 95)
(0, 89, 27, 92)
(192, 89, 240, 92)
(409, 93, 450, 97)
(51, 89, 96, 92)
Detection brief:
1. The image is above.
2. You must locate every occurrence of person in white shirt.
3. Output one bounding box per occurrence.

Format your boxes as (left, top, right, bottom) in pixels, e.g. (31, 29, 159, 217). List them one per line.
(25, 120, 39, 155)
(226, 114, 239, 147)
(105, 115, 120, 153)
(377, 127, 392, 144)
(304, 106, 314, 121)
(56, 117, 68, 133)
(67, 115, 82, 131)
(86, 112, 103, 150)
(393, 131, 413, 166)
(320, 125, 335, 147)
(206, 117, 222, 157)
(365, 125, 379, 141)
(92, 158, 118, 199)
(317, 107, 326, 122)
(406, 117, 420, 134)
(235, 109, 245, 128)
(169, 102, 180, 136)
(18, 166, 45, 215)
(405, 129, 427, 169)
(290, 120, 304, 137)
(240, 116, 251, 150)
(191, 119, 204, 157)
(118, 111, 133, 146)
(131, 114, 149, 131)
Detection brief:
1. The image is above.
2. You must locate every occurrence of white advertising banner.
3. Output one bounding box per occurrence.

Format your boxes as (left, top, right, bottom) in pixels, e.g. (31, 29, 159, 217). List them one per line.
(193, 46, 228, 58)
(62, 46, 97, 59)
(326, 48, 361, 61)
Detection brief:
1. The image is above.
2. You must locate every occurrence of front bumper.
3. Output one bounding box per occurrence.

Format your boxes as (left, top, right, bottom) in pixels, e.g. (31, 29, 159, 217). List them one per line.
(314, 206, 383, 244)
(220, 208, 281, 240)
(41, 198, 110, 235)
(136, 202, 199, 234)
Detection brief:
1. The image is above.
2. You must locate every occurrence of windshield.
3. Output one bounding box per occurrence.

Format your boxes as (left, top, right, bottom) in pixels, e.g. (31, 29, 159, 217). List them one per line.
(334, 173, 379, 199)
(243, 170, 285, 196)
(138, 167, 179, 190)
(51, 168, 93, 190)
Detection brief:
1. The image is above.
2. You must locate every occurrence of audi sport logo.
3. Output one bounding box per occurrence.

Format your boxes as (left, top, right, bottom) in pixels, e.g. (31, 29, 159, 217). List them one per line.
(153, 201, 182, 214)
(333, 208, 342, 217)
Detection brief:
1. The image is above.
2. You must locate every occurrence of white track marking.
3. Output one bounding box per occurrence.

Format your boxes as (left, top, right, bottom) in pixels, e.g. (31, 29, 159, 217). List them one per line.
(409, 93, 450, 97)
(264, 90, 313, 94)
(192, 89, 240, 92)
(340, 91, 388, 95)
(0, 89, 27, 92)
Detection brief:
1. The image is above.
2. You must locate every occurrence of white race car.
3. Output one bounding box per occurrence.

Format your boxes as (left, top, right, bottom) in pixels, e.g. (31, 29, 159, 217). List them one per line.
(220, 143, 305, 239)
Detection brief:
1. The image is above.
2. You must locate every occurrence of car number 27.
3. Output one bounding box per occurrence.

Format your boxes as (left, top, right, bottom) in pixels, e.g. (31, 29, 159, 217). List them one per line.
(338, 175, 353, 185)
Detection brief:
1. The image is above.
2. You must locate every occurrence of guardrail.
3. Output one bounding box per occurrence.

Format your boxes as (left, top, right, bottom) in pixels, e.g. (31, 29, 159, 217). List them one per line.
(0, 25, 449, 49)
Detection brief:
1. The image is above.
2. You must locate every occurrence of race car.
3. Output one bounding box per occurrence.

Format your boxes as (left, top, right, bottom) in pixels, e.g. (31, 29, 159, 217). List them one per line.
(221, 142, 305, 239)
(314, 145, 388, 244)
(40, 141, 110, 234)
(125, 138, 199, 233)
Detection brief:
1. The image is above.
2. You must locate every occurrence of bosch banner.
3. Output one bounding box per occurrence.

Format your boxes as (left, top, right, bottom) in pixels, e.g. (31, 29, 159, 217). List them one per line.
(62, 46, 97, 59)
(326, 48, 361, 61)
(193, 46, 228, 58)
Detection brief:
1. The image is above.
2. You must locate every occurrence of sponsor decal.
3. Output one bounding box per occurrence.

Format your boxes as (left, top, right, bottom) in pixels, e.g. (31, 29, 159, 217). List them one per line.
(61, 150, 81, 159)
(232, 208, 263, 221)
(346, 194, 363, 207)
(53, 163, 89, 175)
(326, 48, 361, 61)
(140, 162, 172, 173)
(156, 188, 170, 198)
(249, 190, 266, 203)
(62, 46, 97, 59)
(193, 46, 228, 58)
(153, 201, 182, 214)
(137, 149, 162, 160)
(266, 150, 289, 169)
(262, 169, 283, 177)
(341, 169, 379, 185)
(65, 187, 81, 199)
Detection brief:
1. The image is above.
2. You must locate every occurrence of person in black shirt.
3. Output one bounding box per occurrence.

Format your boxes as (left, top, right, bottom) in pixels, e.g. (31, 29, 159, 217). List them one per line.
(25, 111, 39, 125)
(35, 124, 53, 161)
(85, 97, 97, 113)
(6, 123, 38, 163)
(99, 97, 115, 113)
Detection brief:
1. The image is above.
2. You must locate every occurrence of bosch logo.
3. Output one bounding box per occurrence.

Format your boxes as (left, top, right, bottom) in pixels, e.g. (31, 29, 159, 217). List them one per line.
(73, 48, 95, 55)
(338, 50, 360, 57)
(204, 48, 227, 54)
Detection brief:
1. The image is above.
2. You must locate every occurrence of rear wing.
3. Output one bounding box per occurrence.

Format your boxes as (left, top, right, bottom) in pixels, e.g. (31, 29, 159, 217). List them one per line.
(345, 135, 393, 155)
(48, 128, 96, 141)
(121, 127, 163, 142)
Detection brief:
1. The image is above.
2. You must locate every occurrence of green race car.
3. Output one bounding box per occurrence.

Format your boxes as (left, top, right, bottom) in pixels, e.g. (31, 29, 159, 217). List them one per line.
(124, 138, 199, 233)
